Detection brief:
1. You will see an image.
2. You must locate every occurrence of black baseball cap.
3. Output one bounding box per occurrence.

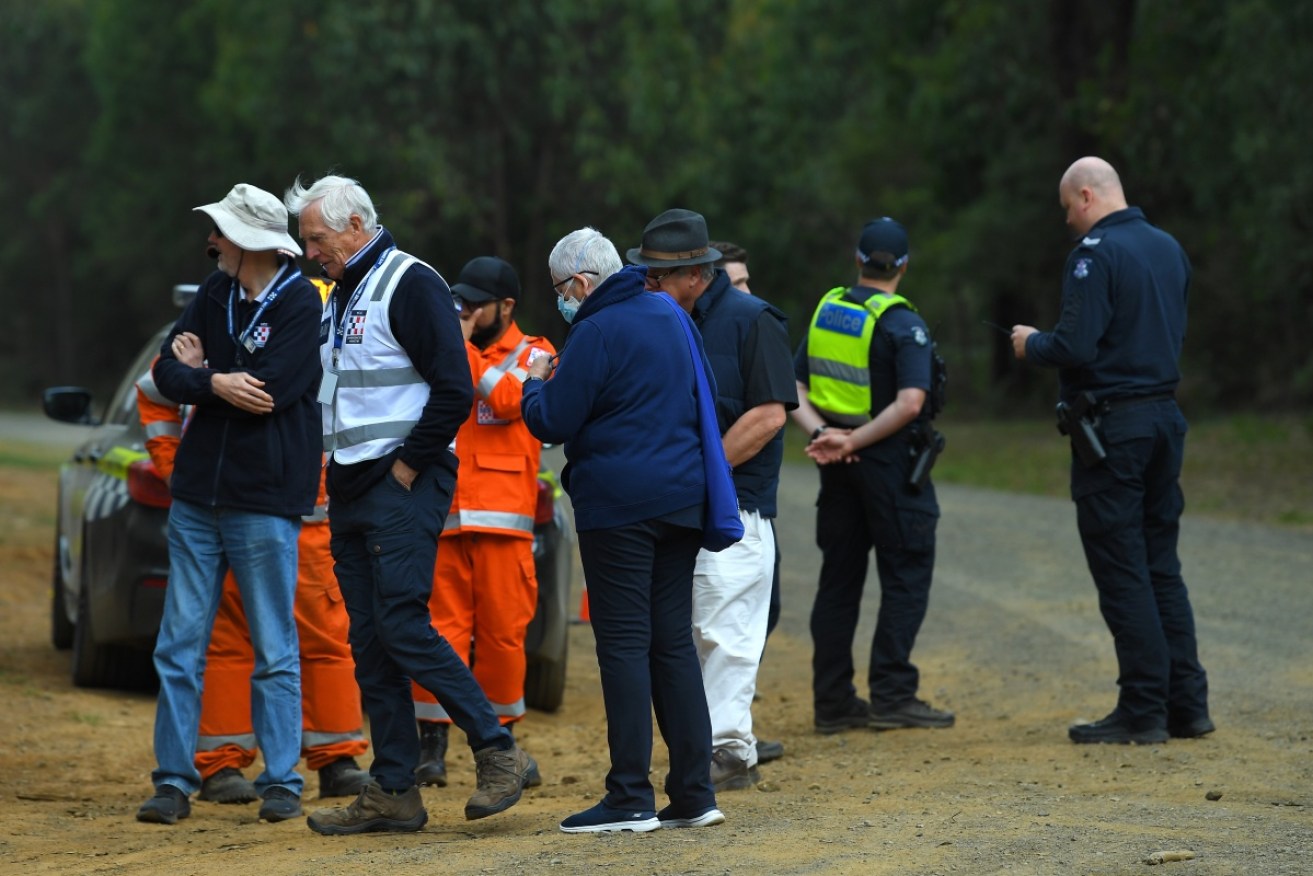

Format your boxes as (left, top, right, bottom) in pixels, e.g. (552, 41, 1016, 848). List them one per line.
(450, 256, 520, 303)
(856, 218, 909, 269)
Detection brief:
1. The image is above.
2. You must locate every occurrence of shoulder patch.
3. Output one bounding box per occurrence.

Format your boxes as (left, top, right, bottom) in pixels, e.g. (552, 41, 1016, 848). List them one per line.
(911, 326, 928, 346)
(1073, 258, 1092, 280)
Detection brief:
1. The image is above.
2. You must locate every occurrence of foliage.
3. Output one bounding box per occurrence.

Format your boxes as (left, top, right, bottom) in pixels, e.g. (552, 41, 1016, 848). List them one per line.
(1, 0, 1309, 412)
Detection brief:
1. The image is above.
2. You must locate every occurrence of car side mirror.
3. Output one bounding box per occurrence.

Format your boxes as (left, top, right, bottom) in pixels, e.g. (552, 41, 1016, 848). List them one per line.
(172, 284, 199, 308)
(43, 386, 100, 425)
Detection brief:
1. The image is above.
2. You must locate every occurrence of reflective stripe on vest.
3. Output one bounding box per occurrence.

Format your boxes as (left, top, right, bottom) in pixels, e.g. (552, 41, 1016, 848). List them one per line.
(136, 370, 171, 406)
(144, 420, 181, 440)
(806, 287, 915, 426)
(476, 337, 532, 398)
(302, 502, 329, 524)
(322, 251, 433, 463)
(442, 509, 534, 534)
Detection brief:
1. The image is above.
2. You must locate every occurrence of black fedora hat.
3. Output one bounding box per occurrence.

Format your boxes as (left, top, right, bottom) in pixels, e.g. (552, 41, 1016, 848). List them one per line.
(450, 256, 520, 303)
(626, 209, 722, 268)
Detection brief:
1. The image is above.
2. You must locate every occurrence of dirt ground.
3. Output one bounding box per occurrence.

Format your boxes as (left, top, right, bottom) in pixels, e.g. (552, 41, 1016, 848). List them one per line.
(2, 457, 1311, 876)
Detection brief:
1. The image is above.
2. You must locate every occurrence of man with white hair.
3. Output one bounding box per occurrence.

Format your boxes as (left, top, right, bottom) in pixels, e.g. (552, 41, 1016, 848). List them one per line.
(138, 183, 323, 825)
(283, 174, 535, 835)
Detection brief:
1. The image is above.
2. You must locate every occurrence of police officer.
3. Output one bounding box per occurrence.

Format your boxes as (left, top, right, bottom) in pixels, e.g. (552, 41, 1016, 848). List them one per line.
(1011, 156, 1212, 744)
(791, 218, 954, 735)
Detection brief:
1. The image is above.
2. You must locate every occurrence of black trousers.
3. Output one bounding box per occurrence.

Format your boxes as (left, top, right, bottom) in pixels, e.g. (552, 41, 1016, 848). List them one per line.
(811, 445, 939, 715)
(330, 465, 510, 790)
(1071, 399, 1208, 729)
(576, 516, 715, 815)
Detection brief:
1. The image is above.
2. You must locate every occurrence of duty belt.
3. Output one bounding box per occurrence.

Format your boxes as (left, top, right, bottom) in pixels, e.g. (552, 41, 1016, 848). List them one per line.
(1096, 393, 1174, 415)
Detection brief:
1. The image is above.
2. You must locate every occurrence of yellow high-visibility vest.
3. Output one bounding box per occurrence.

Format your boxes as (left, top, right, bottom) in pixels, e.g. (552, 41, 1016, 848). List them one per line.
(805, 287, 915, 426)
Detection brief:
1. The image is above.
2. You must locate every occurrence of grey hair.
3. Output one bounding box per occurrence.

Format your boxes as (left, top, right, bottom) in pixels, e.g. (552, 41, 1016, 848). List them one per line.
(549, 227, 622, 286)
(283, 174, 379, 232)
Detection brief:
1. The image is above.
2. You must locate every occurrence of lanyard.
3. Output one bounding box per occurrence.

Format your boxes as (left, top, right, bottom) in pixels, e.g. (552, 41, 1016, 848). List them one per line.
(330, 245, 396, 367)
(227, 265, 303, 351)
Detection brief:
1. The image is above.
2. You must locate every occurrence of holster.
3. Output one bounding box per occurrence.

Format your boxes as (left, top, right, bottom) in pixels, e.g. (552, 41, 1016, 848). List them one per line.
(907, 427, 946, 492)
(1055, 391, 1107, 468)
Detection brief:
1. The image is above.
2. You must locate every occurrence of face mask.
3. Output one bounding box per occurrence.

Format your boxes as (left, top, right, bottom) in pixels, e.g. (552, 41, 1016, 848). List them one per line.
(557, 294, 581, 324)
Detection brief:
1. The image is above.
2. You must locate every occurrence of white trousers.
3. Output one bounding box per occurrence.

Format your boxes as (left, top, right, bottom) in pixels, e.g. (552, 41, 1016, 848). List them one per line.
(692, 508, 774, 767)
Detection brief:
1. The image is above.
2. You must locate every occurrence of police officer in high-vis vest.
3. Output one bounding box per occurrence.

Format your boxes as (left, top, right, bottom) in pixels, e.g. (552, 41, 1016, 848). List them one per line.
(791, 218, 954, 736)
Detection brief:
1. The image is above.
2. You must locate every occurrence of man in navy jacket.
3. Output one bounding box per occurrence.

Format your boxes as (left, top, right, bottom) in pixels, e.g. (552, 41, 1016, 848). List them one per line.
(139, 183, 322, 825)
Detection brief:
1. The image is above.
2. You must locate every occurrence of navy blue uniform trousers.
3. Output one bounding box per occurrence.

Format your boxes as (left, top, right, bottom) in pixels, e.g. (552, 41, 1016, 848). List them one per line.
(329, 465, 510, 790)
(576, 517, 715, 815)
(811, 440, 939, 715)
(1071, 399, 1208, 730)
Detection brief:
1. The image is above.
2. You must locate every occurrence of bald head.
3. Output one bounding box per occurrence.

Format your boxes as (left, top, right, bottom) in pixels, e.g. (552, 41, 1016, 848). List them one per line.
(1059, 156, 1128, 237)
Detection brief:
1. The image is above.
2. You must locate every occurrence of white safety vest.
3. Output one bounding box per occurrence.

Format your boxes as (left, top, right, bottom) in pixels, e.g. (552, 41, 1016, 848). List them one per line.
(320, 249, 437, 465)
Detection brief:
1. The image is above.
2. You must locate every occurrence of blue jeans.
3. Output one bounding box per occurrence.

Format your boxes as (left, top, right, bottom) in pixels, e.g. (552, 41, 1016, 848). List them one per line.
(152, 499, 303, 796)
(329, 462, 509, 791)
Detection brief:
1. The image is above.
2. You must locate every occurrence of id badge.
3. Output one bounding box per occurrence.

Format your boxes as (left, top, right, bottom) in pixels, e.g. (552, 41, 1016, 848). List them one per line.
(317, 368, 339, 405)
(243, 336, 258, 354)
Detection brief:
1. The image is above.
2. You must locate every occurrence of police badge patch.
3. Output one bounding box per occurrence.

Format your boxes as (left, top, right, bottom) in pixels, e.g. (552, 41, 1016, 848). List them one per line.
(912, 326, 928, 346)
(1073, 258, 1091, 279)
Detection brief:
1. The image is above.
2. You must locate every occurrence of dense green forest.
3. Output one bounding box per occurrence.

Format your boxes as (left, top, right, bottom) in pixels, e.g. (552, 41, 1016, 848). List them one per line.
(3, 0, 1310, 411)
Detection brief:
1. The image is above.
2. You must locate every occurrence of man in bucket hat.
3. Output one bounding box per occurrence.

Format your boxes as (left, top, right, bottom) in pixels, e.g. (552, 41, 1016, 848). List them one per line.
(137, 183, 324, 825)
(629, 210, 797, 796)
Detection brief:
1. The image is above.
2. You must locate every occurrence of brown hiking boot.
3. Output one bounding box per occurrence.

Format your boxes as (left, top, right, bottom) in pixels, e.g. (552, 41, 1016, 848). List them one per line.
(464, 744, 534, 820)
(307, 781, 428, 835)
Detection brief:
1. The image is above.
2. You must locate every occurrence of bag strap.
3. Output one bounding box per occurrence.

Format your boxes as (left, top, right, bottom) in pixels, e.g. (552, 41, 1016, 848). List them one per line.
(655, 292, 713, 403)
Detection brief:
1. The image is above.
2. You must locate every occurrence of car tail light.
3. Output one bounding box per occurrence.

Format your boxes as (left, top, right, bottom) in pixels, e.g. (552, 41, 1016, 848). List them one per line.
(534, 478, 554, 525)
(141, 577, 168, 589)
(128, 460, 172, 509)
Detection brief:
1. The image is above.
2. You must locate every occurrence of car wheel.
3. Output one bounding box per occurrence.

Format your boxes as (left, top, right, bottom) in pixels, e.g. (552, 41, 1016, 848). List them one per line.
(71, 567, 113, 687)
(51, 529, 75, 651)
(524, 636, 568, 713)
(71, 556, 154, 689)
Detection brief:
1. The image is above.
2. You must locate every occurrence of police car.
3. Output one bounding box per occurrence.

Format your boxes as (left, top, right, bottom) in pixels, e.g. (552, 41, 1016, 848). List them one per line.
(43, 285, 574, 711)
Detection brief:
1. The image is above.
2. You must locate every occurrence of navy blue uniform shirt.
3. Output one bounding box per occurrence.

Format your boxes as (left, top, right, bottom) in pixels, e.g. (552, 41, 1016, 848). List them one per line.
(1025, 207, 1190, 403)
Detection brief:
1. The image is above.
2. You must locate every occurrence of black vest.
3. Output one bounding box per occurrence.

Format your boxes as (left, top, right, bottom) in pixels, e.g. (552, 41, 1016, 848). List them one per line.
(695, 271, 787, 518)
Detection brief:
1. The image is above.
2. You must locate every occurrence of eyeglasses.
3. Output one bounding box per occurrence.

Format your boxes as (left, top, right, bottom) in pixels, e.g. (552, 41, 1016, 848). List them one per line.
(553, 271, 597, 296)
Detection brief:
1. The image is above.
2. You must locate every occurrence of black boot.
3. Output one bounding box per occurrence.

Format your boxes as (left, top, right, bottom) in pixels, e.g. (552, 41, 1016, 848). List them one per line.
(416, 721, 448, 788)
(318, 756, 372, 798)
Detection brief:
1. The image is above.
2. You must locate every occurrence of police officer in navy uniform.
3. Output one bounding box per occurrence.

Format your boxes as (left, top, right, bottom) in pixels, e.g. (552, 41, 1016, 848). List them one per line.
(791, 218, 954, 735)
(1012, 156, 1212, 745)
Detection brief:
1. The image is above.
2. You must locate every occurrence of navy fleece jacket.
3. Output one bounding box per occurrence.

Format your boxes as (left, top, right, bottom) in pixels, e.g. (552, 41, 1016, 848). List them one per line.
(521, 265, 708, 531)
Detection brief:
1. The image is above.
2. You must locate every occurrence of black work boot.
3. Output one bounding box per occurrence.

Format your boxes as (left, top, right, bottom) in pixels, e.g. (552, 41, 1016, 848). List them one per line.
(318, 757, 372, 798)
(416, 721, 449, 788)
(198, 767, 258, 804)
